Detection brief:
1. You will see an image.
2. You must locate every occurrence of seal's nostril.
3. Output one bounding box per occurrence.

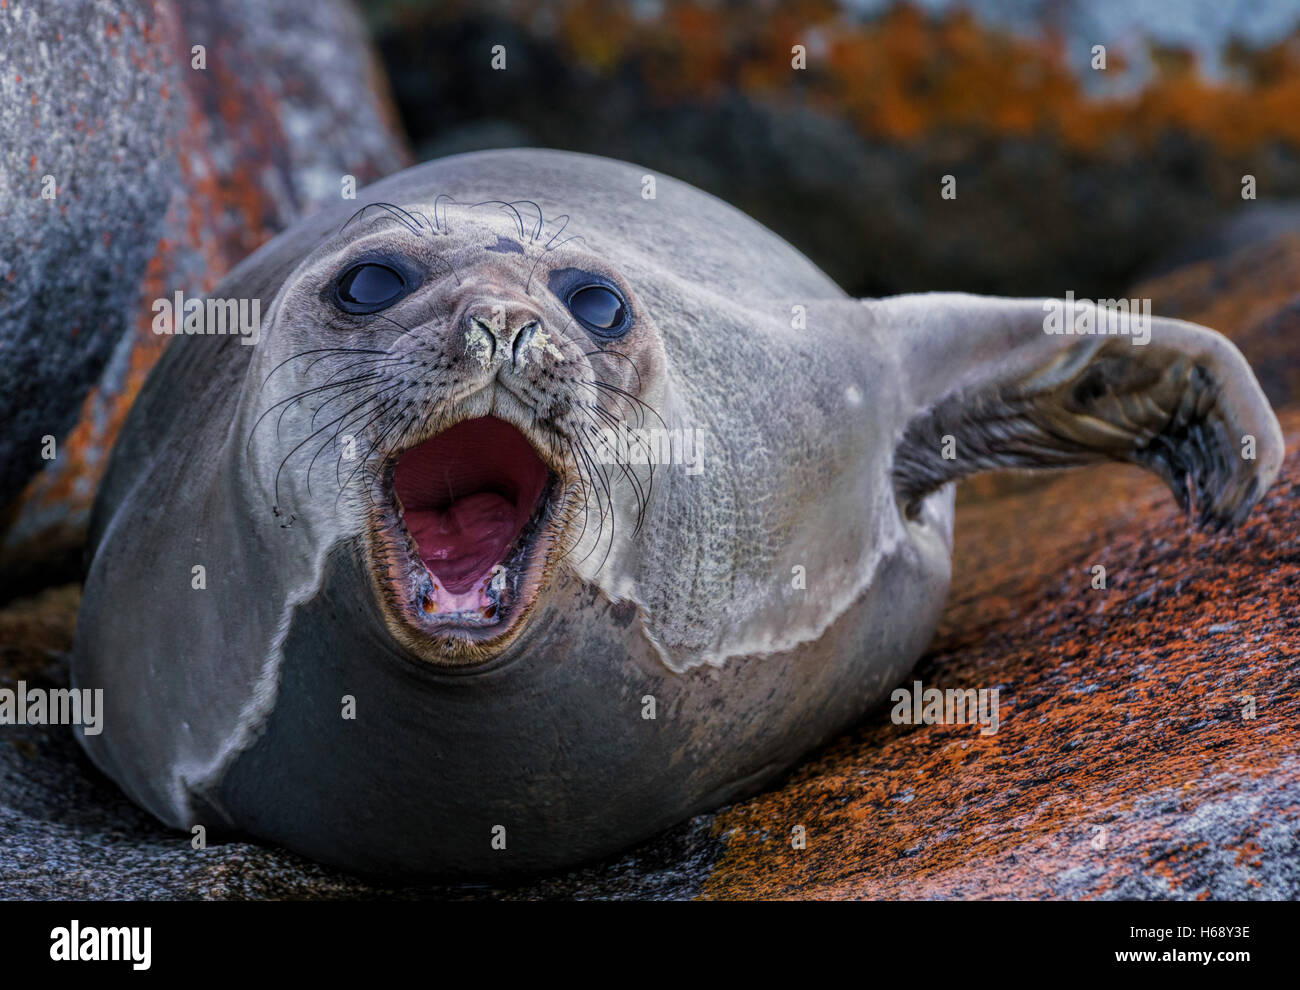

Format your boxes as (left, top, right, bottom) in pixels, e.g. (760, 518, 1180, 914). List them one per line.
(466, 316, 497, 364)
(512, 321, 539, 366)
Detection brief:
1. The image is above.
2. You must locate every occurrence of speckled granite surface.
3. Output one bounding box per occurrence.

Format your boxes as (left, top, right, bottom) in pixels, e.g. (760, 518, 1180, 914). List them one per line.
(700, 409, 1300, 899)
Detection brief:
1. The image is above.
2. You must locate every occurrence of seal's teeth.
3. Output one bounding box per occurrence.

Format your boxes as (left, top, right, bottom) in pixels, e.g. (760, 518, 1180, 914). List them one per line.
(481, 565, 508, 612)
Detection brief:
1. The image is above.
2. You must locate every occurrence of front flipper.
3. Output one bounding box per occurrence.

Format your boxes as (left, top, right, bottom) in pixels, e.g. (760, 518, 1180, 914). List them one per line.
(868, 293, 1283, 529)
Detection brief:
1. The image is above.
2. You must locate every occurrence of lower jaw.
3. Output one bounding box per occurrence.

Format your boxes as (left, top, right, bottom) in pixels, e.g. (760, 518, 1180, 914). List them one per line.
(415, 475, 559, 630)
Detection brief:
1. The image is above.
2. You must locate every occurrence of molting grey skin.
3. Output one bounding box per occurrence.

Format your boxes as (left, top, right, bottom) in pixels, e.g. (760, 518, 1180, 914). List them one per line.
(72, 149, 1284, 878)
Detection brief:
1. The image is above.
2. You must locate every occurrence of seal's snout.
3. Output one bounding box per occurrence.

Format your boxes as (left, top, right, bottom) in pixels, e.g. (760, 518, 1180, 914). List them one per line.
(462, 297, 547, 371)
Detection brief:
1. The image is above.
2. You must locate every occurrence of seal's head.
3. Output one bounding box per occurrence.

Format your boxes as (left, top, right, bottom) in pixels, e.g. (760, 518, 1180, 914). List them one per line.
(244, 201, 667, 666)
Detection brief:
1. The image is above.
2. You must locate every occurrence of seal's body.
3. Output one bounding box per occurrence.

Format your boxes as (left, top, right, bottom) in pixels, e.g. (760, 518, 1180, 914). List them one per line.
(73, 150, 1282, 877)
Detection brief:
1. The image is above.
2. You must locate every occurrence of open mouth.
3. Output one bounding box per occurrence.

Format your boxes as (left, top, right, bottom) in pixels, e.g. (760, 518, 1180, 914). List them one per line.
(378, 416, 561, 645)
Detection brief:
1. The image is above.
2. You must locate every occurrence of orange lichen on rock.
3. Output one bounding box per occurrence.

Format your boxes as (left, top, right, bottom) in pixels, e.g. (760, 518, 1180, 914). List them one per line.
(695, 232, 1300, 899)
(1, 0, 411, 579)
(700, 410, 1300, 898)
(455, 0, 1300, 153)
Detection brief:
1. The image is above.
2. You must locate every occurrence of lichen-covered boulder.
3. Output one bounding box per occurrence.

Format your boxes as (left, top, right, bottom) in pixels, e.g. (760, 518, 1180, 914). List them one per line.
(0, 0, 409, 594)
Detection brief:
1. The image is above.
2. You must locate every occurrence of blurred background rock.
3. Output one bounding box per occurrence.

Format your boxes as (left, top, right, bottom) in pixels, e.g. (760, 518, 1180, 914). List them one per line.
(371, 0, 1300, 297)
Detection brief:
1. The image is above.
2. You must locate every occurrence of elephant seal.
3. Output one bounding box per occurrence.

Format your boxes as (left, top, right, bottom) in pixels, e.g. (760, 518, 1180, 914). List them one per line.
(72, 149, 1283, 878)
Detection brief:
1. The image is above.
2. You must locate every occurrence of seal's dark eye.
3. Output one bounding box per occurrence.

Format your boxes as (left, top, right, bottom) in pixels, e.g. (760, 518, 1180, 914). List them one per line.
(568, 285, 627, 336)
(335, 263, 407, 314)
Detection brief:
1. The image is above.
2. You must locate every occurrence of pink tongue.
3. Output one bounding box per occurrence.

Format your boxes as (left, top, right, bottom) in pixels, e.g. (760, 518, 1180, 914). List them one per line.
(403, 493, 517, 594)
